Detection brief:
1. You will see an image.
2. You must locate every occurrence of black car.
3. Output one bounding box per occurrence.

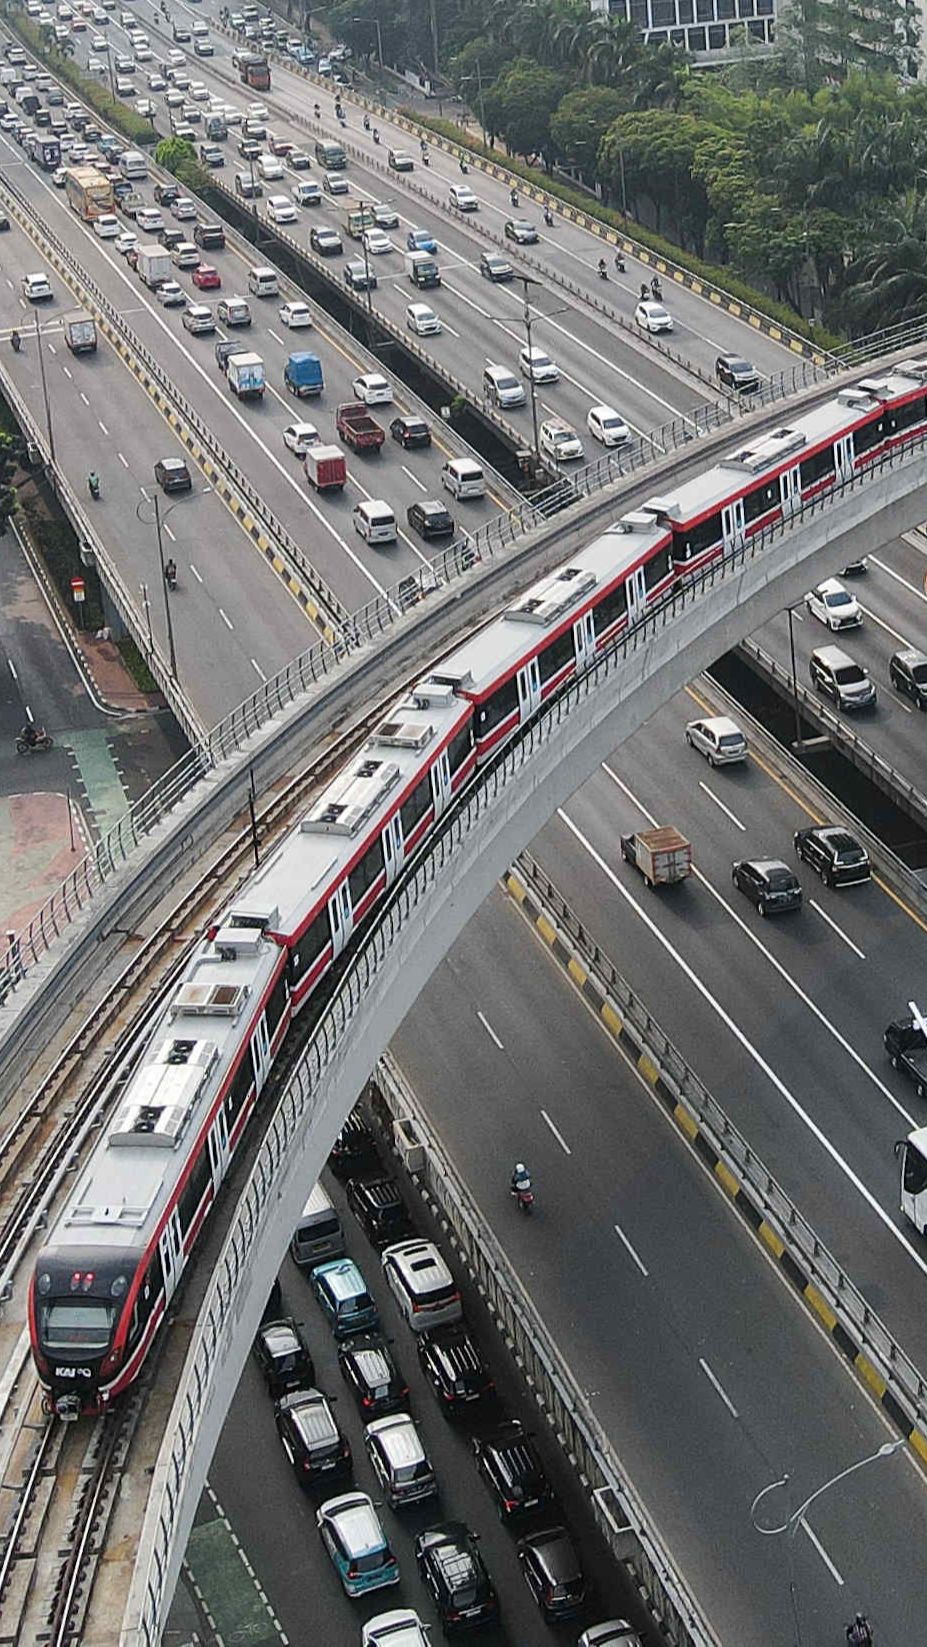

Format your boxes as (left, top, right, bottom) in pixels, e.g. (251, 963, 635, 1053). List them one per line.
(480, 251, 514, 282)
(417, 1321, 495, 1417)
(884, 1016, 927, 1099)
(344, 257, 377, 291)
(407, 499, 455, 540)
(275, 1387, 352, 1486)
(338, 1334, 409, 1418)
(731, 858, 802, 916)
(715, 352, 759, 392)
(215, 340, 252, 375)
(0, 212, 9, 230)
(252, 1316, 315, 1397)
(310, 225, 343, 256)
(390, 414, 431, 449)
(504, 217, 538, 244)
(329, 1109, 378, 1179)
(793, 826, 870, 886)
(346, 1175, 413, 1249)
(194, 220, 226, 250)
(154, 180, 179, 206)
(154, 456, 192, 493)
(158, 226, 185, 251)
(415, 1522, 499, 1631)
(517, 1526, 585, 1620)
(890, 646, 927, 708)
(473, 1421, 555, 1521)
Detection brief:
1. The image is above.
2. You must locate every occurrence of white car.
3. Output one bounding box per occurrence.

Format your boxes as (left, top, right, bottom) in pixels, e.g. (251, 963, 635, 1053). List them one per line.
(189, 80, 209, 100)
(539, 419, 584, 462)
(171, 197, 197, 220)
(88, 55, 104, 71)
(134, 43, 152, 59)
(406, 302, 441, 336)
(283, 420, 320, 455)
(90, 31, 106, 46)
(134, 98, 155, 117)
(22, 272, 53, 301)
(323, 170, 349, 196)
(448, 182, 477, 210)
(147, 72, 165, 90)
(93, 212, 120, 237)
(247, 101, 269, 120)
(114, 230, 137, 254)
(267, 194, 297, 224)
(292, 180, 321, 206)
(519, 345, 559, 384)
(362, 1613, 429, 1647)
(352, 372, 392, 406)
(155, 281, 186, 307)
(363, 228, 393, 255)
(371, 201, 399, 228)
(167, 47, 185, 64)
(279, 300, 312, 328)
(135, 207, 164, 232)
(805, 577, 862, 630)
(634, 299, 673, 334)
(684, 715, 747, 766)
(587, 403, 630, 447)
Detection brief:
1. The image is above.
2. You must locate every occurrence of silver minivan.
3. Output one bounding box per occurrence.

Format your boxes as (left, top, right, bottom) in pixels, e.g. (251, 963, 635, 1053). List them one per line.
(364, 1413, 437, 1507)
(248, 263, 279, 296)
(290, 1182, 345, 1267)
(441, 457, 485, 500)
(353, 500, 397, 545)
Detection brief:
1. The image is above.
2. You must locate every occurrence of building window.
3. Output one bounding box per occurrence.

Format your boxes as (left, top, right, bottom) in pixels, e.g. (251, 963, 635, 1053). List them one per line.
(687, 23, 707, 44)
(708, 21, 727, 42)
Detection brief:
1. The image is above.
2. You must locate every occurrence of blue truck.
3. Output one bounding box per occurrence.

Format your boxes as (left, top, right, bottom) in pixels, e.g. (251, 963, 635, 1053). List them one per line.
(284, 351, 324, 398)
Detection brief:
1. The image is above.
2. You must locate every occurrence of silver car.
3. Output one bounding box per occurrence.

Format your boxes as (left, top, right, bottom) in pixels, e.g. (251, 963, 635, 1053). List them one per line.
(684, 715, 747, 766)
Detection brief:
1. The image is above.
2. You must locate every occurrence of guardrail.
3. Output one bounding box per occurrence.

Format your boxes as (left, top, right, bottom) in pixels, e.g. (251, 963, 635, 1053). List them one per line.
(740, 637, 927, 834)
(371, 1053, 720, 1647)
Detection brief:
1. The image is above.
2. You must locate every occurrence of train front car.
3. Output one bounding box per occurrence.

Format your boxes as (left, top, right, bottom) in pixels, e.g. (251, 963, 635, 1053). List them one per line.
(29, 1247, 140, 1419)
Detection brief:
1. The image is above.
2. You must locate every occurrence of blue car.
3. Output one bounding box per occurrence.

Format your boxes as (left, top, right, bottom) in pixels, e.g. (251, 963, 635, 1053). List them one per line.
(407, 227, 437, 254)
(317, 1492, 400, 1597)
(310, 1257, 379, 1338)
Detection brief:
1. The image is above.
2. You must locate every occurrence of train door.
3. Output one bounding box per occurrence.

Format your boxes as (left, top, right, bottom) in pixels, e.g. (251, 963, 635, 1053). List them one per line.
(516, 656, 541, 723)
(382, 813, 404, 886)
(251, 1012, 271, 1094)
(780, 466, 800, 516)
(159, 1209, 184, 1304)
(328, 883, 353, 961)
(208, 1108, 230, 1192)
(625, 566, 647, 626)
(834, 435, 854, 482)
(430, 749, 451, 817)
(573, 610, 595, 672)
(721, 498, 745, 550)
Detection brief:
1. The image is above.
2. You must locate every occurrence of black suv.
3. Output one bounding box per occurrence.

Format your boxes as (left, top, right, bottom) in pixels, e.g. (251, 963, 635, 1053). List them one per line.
(479, 251, 513, 282)
(329, 1110, 378, 1180)
(154, 180, 179, 206)
(407, 500, 455, 540)
(154, 456, 192, 494)
(275, 1388, 352, 1486)
(390, 414, 431, 450)
(890, 646, 927, 708)
(415, 1522, 499, 1631)
(517, 1525, 586, 1620)
(793, 826, 870, 887)
(215, 340, 252, 375)
(194, 220, 226, 250)
(252, 1316, 315, 1397)
(417, 1321, 495, 1417)
(472, 1421, 555, 1520)
(731, 857, 802, 916)
(346, 1175, 413, 1249)
(715, 352, 758, 392)
(338, 1334, 409, 1417)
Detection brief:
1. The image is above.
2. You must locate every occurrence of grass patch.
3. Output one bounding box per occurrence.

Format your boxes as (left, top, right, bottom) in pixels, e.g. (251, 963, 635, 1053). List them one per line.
(117, 635, 158, 692)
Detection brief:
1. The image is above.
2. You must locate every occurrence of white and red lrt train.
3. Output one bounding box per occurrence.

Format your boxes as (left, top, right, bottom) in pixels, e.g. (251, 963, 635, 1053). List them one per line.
(30, 358, 927, 1415)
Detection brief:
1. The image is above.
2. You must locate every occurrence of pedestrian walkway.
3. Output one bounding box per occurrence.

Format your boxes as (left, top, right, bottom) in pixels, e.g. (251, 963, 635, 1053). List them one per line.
(64, 728, 131, 838)
(0, 790, 83, 934)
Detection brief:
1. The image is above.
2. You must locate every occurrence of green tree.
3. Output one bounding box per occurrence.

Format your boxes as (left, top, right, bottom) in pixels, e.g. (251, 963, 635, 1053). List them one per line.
(840, 190, 927, 330)
(550, 86, 626, 177)
(599, 109, 711, 250)
(154, 136, 208, 193)
(447, 35, 514, 99)
(0, 433, 19, 537)
(482, 58, 568, 159)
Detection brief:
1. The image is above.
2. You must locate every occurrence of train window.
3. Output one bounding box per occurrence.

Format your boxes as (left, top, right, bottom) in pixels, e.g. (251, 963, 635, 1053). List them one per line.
(400, 772, 431, 836)
(477, 675, 519, 735)
(853, 415, 887, 456)
(644, 544, 673, 589)
(178, 1148, 210, 1234)
(290, 910, 330, 982)
(742, 479, 779, 525)
(225, 1054, 251, 1128)
(678, 511, 721, 561)
(266, 968, 288, 1034)
(41, 1299, 115, 1352)
(349, 837, 384, 906)
(593, 579, 628, 637)
(447, 723, 473, 775)
(538, 627, 574, 685)
(893, 397, 927, 433)
(800, 446, 835, 487)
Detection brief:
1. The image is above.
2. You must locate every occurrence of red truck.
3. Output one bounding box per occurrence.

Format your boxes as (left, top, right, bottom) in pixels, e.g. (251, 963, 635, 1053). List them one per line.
(336, 401, 385, 453)
(304, 444, 347, 492)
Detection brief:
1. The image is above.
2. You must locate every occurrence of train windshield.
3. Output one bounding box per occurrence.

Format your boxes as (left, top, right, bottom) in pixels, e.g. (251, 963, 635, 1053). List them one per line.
(40, 1301, 114, 1352)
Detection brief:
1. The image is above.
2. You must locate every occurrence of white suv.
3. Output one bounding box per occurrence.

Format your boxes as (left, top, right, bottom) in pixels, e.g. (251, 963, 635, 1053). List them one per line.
(805, 577, 862, 631)
(381, 1239, 462, 1333)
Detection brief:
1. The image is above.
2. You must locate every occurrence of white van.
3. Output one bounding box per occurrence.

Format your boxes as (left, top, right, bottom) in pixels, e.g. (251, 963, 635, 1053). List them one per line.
(118, 147, 147, 178)
(353, 500, 397, 545)
(247, 264, 278, 296)
(290, 1183, 346, 1267)
(441, 457, 485, 500)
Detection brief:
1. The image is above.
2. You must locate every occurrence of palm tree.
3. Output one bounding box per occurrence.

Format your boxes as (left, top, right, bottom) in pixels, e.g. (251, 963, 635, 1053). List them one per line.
(840, 190, 927, 332)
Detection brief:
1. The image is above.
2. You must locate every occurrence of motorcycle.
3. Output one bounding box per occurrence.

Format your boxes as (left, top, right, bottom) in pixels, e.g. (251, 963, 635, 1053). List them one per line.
(10, 329, 21, 353)
(164, 561, 178, 591)
(615, 252, 625, 273)
(598, 261, 608, 280)
(88, 473, 101, 500)
(16, 729, 53, 754)
(651, 277, 662, 300)
(511, 1175, 534, 1215)
(543, 206, 553, 227)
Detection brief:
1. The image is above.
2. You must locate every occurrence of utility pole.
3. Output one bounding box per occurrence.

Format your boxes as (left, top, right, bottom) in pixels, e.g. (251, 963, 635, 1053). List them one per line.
(516, 274, 541, 468)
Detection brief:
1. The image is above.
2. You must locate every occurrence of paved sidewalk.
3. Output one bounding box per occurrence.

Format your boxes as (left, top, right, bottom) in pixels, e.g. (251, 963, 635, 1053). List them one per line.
(0, 789, 85, 935)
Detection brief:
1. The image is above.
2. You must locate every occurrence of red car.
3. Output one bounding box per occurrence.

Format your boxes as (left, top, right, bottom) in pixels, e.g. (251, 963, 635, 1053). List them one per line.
(192, 263, 221, 289)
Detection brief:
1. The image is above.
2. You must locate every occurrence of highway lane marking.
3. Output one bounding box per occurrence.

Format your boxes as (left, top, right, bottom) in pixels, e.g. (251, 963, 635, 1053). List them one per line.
(871, 552, 927, 603)
(613, 1221, 648, 1277)
(557, 807, 927, 1291)
(809, 899, 865, 959)
(267, 326, 283, 345)
(858, 602, 911, 649)
(888, 692, 914, 714)
(402, 465, 427, 491)
(98, 419, 108, 435)
(800, 1517, 843, 1585)
(250, 656, 266, 680)
(163, 523, 176, 542)
(7, 659, 17, 681)
(698, 1357, 738, 1419)
(219, 607, 233, 629)
(62, 363, 72, 379)
(347, 469, 431, 565)
(698, 781, 746, 831)
(476, 1009, 503, 1049)
(118, 451, 128, 466)
(540, 1108, 572, 1155)
(602, 763, 913, 1124)
(79, 389, 89, 405)
(190, 561, 203, 582)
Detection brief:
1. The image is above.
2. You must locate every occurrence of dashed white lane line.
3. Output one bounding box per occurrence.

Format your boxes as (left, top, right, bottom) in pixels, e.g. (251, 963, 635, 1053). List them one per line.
(872, 552, 927, 601)
(402, 464, 427, 491)
(118, 451, 128, 467)
(8, 659, 18, 681)
(698, 781, 745, 831)
(476, 1009, 503, 1049)
(614, 1221, 648, 1277)
(858, 602, 912, 648)
(79, 390, 89, 405)
(218, 607, 234, 629)
(98, 419, 108, 435)
(809, 898, 866, 959)
(190, 562, 203, 583)
(540, 1108, 572, 1156)
(164, 523, 176, 542)
(800, 1517, 844, 1585)
(251, 657, 266, 680)
(699, 1357, 739, 1419)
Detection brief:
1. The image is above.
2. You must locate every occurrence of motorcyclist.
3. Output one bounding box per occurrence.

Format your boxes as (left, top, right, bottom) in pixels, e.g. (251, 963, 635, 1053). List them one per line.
(363, 113, 370, 131)
(511, 1162, 531, 1194)
(10, 329, 21, 352)
(598, 257, 608, 279)
(459, 156, 469, 173)
(543, 204, 553, 226)
(19, 723, 39, 748)
(164, 556, 177, 587)
(640, 281, 650, 300)
(510, 186, 519, 207)
(314, 102, 321, 118)
(372, 126, 380, 144)
(846, 1617, 873, 1647)
(651, 275, 662, 299)
(88, 471, 100, 498)
(615, 250, 625, 272)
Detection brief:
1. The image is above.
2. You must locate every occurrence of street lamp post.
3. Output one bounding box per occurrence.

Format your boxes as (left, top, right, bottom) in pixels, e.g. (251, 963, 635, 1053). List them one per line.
(786, 603, 803, 753)
(136, 493, 178, 677)
(33, 310, 55, 464)
(750, 1439, 906, 1647)
(515, 273, 541, 468)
